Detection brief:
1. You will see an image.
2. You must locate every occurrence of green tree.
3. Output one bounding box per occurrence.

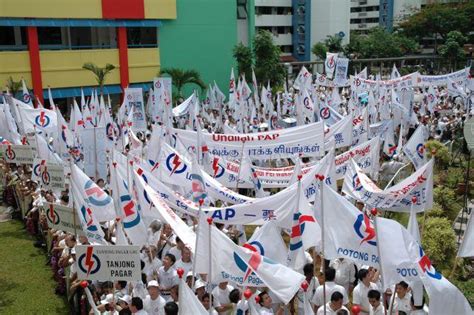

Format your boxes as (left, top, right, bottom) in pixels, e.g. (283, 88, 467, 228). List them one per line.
(311, 35, 343, 60)
(399, 2, 472, 52)
(5, 76, 22, 96)
(253, 30, 285, 88)
(345, 27, 418, 58)
(159, 68, 206, 98)
(233, 43, 253, 80)
(82, 62, 116, 94)
(439, 31, 467, 70)
(425, 140, 451, 169)
(421, 216, 457, 272)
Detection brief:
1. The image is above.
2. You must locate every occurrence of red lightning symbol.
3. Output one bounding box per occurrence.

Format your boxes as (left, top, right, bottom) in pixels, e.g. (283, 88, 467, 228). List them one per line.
(49, 204, 56, 222)
(39, 111, 46, 126)
(151, 162, 160, 173)
(85, 246, 94, 276)
(243, 251, 262, 282)
(86, 208, 94, 227)
(170, 154, 181, 175)
(419, 255, 432, 273)
(212, 157, 219, 178)
(360, 213, 376, 245)
(123, 200, 135, 217)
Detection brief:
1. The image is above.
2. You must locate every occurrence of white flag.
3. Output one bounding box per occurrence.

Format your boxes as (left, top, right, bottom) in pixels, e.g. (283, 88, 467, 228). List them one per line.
(178, 275, 207, 315)
(246, 221, 287, 264)
(325, 53, 338, 80)
(294, 66, 312, 90)
(16, 102, 57, 135)
(403, 124, 428, 170)
(21, 79, 33, 106)
(458, 211, 474, 258)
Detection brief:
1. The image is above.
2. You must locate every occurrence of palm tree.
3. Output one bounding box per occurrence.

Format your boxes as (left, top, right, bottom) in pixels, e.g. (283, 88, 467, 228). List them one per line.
(82, 62, 116, 94)
(159, 68, 206, 98)
(5, 76, 22, 96)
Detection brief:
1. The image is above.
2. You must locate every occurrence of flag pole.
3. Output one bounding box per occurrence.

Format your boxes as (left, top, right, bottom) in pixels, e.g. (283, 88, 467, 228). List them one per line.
(371, 207, 385, 299)
(93, 126, 98, 180)
(68, 157, 78, 237)
(207, 216, 213, 315)
(316, 174, 327, 315)
(235, 140, 246, 191)
(191, 199, 204, 290)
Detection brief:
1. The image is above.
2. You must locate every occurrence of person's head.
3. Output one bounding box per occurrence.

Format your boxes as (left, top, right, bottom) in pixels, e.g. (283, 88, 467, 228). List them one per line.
(229, 288, 241, 303)
(65, 234, 76, 248)
(201, 293, 211, 309)
(325, 267, 336, 282)
(118, 295, 131, 310)
(218, 281, 228, 290)
(358, 268, 370, 284)
(368, 289, 381, 308)
(130, 297, 143, 313)
(96, 178, 105, 188)
(181, 246, 191, 263)
(163, 253, 176, 268)
(60, 194, 69, 205)
(356, 201, 364, 211)
(396, 281, 409, 298)
(175, 237, 184, 250)
(410, 294, 425, 310)
(303, 263, 314, 278)
(330, 291, 344, 310)
(258, 291, 272, 308)
(162, 223, 172, 236)
(164, 301, 178, 315)
(115, 280, 127, 290)
(147, 280, 160, 299)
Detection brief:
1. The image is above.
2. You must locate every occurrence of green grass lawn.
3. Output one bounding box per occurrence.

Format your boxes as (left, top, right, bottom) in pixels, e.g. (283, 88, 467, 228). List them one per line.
(0, 219, 69, 314)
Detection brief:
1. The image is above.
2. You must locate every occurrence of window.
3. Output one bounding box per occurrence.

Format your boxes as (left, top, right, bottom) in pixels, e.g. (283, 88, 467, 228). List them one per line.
(127, 27, 157, 47)
(38, 27, 62, 46)
(70, 27, 92, 48)
(237, 0, 247, 19)
(0, 27, 15, 46)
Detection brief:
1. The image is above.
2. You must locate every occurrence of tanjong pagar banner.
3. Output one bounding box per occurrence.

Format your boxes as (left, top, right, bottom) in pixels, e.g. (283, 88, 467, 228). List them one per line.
(171, 121, 325, 160)
(75, 245, 141, 281)
(342, 159, 433, 212)
(42, 203, 83, 236)
(334, 137, 381, 180)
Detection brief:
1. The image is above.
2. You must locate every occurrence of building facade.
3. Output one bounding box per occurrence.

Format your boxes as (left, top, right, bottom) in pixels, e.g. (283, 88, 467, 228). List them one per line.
(0, 0, 237, 106)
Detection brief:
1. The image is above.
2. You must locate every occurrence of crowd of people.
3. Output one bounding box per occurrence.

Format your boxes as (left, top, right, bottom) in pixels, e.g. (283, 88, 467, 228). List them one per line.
(0, 65, 472, 315)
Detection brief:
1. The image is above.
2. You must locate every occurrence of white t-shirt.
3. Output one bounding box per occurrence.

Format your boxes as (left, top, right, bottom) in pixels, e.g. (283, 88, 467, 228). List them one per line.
(143, 294, 166, 315)
(391, 292, 412, 314)
(157, 266, 178, 302)
(330, 259, 356, 292)
(369, 303, 385, 315)
(212, 284, 234, 315)
(143, 257, 162, 282)
(316, 303, 349, 315)
(311, 281, 348, 308)
(174, 259, 192, 276)
(352, 282, 379, 315)
(168, 246, 182, 261)
(259, 307, 274, 315)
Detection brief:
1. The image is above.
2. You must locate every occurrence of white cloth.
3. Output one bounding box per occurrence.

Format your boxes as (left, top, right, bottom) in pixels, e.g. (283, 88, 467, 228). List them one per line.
(369, 303, 385, 315)
(143, 295, 166, 315)
(212, 284, 234, 315)
(296, 276, 319, 309)
(157, 266, 178, 302)
(316, 303, 349, 315)
(391, 291, 412, 314)
(330, 258, 356, 292)
(352, 282, 379, 315)
(311, 281, 348, 307)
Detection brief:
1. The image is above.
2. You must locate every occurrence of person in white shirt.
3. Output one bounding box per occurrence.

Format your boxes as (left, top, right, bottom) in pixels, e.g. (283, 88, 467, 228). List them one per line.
(173, 246, 192, 276)
(201, 293, 218, 315)
(330, 258, 356, 293)
(168, 237, 185, 261)
(143, 246, 162, 282)
(130, 296, 149, 314)
(311, 267, 348, 312)
(212, 281, 234, 315)
(143, 280, 166, 315)
(352, 269, 380, 315)
(368, 289, 385, 315)
(316, 291, 349, 315)
(257, 291, 284, 315)
(297, 263, 320, 314)
(388, 281, 411, 315)
(157, 254, 179, 302)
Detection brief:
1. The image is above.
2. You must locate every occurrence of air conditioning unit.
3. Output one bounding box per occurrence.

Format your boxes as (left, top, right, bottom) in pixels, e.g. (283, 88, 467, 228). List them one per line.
(297, 44, 305, 54)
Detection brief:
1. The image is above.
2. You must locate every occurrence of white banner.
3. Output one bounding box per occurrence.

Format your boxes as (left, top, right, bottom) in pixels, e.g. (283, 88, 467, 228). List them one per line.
(75, 245, 141, 281)
(342, 159, 433, 212)
(171, 121, 325, 160)
(0, 144, 34, 164)
(32, 158, 65, 190)
(42, 203, 83, 236)
(350, 72, 420, 91)
(79, 127, 108, 180)
(334, 57, 349, 86)
(172, 94, 195, 117)
(124, 88, 146, 131)
(334, 137, 381, 180)
(325, 52, 338, 80)
(419, 68, 470, 87)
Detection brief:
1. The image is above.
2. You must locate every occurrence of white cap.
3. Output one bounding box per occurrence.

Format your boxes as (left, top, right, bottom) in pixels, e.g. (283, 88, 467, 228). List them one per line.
(119, 295, 132, 305)
(186, 271, 194, 278)
(194, 279, 206, 290)
(100, 293, 114, 305)
(147, 280, 159, 288)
